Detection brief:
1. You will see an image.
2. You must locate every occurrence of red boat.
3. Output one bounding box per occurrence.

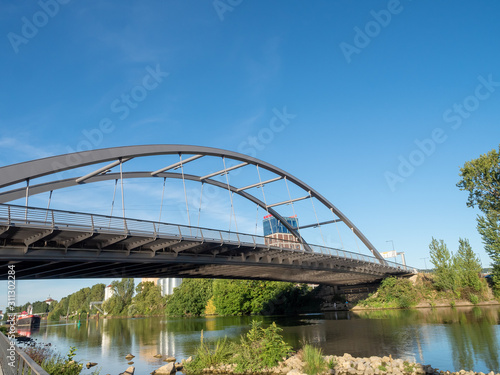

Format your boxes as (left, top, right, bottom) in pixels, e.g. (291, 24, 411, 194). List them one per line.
(16, 306, 41, 328)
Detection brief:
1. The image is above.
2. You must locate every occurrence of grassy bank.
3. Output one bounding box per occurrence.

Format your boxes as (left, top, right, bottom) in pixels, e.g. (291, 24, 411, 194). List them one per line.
(355, 274, 498, 310)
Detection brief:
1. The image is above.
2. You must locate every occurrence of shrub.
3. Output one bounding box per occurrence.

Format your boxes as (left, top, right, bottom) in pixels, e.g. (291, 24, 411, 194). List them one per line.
(235, 321, 292, 372)
(24, 345, 83, 375)
(185, 321, 293, 374)
(396, 295, 412, 309)
(469, 293, 479, 305)
(359, 277, 418, 309)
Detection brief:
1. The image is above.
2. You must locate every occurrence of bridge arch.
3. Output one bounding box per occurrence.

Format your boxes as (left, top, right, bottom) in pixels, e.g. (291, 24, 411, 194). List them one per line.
(0, 145, 384, 262)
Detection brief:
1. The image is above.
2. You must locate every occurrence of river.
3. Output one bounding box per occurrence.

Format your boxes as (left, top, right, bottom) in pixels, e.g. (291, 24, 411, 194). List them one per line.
(22, 306, 500, 374)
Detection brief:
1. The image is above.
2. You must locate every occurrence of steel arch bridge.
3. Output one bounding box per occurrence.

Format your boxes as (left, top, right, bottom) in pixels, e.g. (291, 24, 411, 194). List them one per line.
(0, 145, 414, 285)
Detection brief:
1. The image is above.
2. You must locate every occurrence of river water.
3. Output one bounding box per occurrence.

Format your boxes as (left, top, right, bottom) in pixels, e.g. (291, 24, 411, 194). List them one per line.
(22, 306, 500, 374)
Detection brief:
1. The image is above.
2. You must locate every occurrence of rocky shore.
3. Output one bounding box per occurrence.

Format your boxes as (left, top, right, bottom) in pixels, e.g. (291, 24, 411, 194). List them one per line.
(118, 353, 500, 375)
(152, 353, 499, 375)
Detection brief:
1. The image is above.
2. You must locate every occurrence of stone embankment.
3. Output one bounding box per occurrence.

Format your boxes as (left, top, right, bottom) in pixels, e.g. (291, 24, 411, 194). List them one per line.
(192, 353, 500, 375)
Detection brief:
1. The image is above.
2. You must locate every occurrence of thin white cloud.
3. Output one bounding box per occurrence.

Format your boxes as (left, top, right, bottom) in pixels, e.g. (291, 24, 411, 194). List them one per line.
(0, 137, 54, 161)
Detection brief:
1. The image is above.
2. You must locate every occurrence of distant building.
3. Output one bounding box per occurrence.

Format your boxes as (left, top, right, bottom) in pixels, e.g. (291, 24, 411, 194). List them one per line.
(141, 278, 182, 296)
(263, 214, 301, 250)
(104, 285, 114, 301)
(44, 296, 55, 305)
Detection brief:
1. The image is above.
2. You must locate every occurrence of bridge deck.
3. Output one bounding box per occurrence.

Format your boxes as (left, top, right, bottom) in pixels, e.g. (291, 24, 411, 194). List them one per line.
(0, 204, 414, 285)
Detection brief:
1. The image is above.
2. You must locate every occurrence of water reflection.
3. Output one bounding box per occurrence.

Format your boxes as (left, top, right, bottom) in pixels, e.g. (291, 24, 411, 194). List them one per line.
(29, 306, 500, 374)
(353, 307, 500, 373)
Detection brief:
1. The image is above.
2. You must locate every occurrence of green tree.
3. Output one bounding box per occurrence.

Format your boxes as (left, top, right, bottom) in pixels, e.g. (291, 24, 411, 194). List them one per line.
(455, 238, 483, 292)
(213, 279, 251, 316)
(68, 288, 89, 314)
(429, 238, 457, 293)
(477, 212, 500, 294)
(165, 279, 213, 316)
(133, 282, 167, 315)
(87, 283, 105, 312)
(111, 278, 135, 306)
(101, 278, 135, 315)
(458, 146, 500, 295)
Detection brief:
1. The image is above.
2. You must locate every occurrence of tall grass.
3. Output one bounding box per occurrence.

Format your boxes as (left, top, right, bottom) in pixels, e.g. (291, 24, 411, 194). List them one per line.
(301, 344, 327, 375)
(183, 330, 234, 374)
(184, 321, 293, 374)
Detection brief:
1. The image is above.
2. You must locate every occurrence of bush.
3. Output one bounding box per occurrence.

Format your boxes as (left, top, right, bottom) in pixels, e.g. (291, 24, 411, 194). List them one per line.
(235, 321, 292, 372)
(184, 321, 292, 374)
(24, 345, 84, 375)
(301, 344, 327, 375)
(48, 308, 62, 321)
(359, 277, 418, 309)
(469, 293, 479, 305)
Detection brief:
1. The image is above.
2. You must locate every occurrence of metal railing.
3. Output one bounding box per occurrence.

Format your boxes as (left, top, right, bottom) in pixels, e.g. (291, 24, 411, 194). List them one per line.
(0, 203, 415, 273)
(0, 331, 49, 375)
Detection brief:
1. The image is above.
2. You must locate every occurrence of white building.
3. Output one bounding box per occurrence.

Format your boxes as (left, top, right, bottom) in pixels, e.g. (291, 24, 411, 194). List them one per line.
(104, 284, 114, 301)
(142, 278, 182, 296)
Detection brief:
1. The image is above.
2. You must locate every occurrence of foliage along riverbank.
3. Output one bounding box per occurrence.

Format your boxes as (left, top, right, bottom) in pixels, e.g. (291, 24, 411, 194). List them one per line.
(354, 273, 498, 311)
(3, 278, 323, 323)
(355, 237, 499, 310)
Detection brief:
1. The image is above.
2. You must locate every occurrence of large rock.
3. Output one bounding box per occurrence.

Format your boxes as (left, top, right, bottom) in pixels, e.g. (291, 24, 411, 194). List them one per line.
(356, 361, 366, 371)
(154, 362, 176, 375)
(119, 367, 134, 375)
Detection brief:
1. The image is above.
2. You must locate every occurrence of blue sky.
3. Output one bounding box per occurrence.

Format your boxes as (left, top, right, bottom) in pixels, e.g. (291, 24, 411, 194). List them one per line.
(1, 0, 500, 306)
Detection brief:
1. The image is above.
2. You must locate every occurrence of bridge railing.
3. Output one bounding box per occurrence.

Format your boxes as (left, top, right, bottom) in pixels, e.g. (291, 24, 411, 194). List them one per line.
(0, 203, 414, 272)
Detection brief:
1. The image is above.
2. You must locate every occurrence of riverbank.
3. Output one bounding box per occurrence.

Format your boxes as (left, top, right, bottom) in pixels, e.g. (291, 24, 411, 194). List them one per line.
(352, 274, 499, 311)
(352, 299, 500, 311)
